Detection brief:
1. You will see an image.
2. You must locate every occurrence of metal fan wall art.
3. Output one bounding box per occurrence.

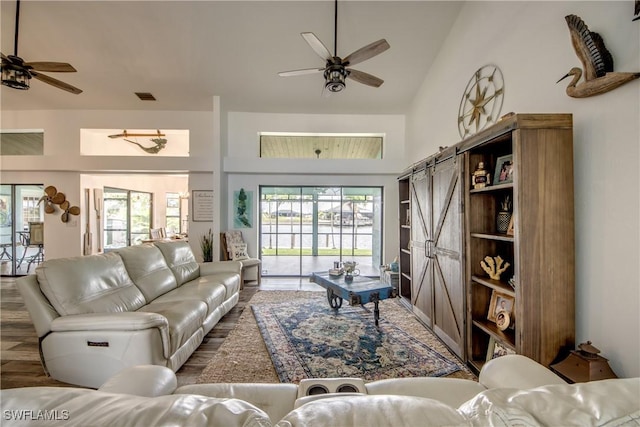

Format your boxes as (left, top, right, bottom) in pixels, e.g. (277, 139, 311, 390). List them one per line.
(39, 186, 65, 213)
(38, 185, 80, 222)
(60, 200, 80, 223)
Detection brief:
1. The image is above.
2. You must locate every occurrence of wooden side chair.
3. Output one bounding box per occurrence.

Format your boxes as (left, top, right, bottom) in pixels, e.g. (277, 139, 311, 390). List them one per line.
(220, 230, 261, 287)
(149, 227, 166, 239)
(17, 222, 44, 272)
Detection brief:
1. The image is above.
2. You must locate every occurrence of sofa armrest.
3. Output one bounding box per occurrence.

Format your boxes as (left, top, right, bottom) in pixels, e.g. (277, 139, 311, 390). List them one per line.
(99, 365, 177, 396)
(16, 274, 59, 338)
(479, 354, 567, 389)
(199, 260, 242, 276)
(51, 312, 168, 332)
(50, 312, 171, 360)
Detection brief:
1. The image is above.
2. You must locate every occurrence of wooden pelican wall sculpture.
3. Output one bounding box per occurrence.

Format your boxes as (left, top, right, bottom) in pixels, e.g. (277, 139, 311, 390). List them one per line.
(558, 15, 639, 98)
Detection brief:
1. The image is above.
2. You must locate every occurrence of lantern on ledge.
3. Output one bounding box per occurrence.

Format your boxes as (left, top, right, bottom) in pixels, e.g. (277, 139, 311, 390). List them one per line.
(550, 341, 618, 383)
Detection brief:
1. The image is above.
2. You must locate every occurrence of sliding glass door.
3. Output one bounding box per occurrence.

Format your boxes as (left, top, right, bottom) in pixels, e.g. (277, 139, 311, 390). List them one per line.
(260, 186, 382, 277)
(103, 187, 152, 250)
(0, 184, 44, 276)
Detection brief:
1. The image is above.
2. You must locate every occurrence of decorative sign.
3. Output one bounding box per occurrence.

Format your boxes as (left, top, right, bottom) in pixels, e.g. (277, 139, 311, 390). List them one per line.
(192, 190, 214, 222)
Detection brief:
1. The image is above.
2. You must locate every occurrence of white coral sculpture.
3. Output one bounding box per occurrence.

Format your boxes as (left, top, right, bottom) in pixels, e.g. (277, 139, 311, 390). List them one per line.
(480, 255, 511, 280)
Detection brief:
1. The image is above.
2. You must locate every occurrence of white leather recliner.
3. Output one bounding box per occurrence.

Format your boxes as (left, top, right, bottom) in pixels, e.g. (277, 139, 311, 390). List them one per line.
(16, 241, 243, 388)
(2, 356, 638, 427)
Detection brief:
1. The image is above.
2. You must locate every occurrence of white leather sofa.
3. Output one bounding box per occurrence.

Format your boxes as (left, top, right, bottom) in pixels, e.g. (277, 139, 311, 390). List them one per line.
(16, 241, 242, 389)
(1, 356, 638, 426)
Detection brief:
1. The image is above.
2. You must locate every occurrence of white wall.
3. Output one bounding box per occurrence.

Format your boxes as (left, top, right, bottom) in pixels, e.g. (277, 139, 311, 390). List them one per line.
(0, 171, 80, 260)
(407, 1, 639, 377)
(223, 112, 405, 269)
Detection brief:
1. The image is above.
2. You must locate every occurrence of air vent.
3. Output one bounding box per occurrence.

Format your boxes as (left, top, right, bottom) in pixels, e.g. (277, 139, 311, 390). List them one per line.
(135, 92, 156, 101)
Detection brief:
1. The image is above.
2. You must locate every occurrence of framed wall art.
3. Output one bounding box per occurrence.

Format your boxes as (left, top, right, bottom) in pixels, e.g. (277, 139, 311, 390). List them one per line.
(192, 190, 214, 222)
(233, 188, 253, 228)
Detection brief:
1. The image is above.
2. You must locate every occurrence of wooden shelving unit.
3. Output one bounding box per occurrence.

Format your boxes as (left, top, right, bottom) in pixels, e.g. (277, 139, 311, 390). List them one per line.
(463, 113, 575, 373)
(398, 174, 412, 303)
(399, 113, 576, 373)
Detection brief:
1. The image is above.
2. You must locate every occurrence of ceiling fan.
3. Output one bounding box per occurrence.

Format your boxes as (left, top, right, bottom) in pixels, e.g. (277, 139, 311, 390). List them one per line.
(278, 0, 390, 93)
(1, 0, 82, 94)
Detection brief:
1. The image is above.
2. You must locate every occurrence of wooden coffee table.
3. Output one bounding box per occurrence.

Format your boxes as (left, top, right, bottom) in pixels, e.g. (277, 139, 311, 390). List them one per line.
(309, 271, 397, 326)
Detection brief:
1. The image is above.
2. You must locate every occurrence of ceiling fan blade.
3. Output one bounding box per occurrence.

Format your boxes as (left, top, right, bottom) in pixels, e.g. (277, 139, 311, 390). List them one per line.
(343, 39, 390, 67)
(1, 52, 8, 61)
(25, 61, 77, 72)
(278, 68, 325, 77)
(347, 68, 384, 87)
(301, 32, 333, 61)
(30, 70, 83, 94)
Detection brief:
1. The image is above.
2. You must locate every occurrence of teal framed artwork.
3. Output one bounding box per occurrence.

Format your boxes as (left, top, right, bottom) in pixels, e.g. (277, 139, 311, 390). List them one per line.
(234, 188, 252, 228)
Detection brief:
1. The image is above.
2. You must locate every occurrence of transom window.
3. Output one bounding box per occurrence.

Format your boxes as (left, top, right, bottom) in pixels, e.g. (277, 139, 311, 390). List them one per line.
(259, 133, 383, 159)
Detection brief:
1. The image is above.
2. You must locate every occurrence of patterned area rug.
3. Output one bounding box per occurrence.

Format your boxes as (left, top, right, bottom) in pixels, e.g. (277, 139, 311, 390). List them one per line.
(197, 290, 475, 384)
(253, 298, 464, 382)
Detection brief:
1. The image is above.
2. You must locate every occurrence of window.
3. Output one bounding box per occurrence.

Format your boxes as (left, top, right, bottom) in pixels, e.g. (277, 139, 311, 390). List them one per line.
(0, 131, 44, 155)
(103, 187, 152, 250)
(165, 193, 180, 235)
(260, 186, 383, 277)
(22, 196, 42, 223)
(259, 133, 383, 159)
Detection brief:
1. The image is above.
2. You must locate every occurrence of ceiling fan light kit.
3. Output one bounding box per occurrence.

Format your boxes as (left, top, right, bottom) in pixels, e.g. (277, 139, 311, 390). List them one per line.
(324, 64, 348, 92)
(1, 58, 30, 90)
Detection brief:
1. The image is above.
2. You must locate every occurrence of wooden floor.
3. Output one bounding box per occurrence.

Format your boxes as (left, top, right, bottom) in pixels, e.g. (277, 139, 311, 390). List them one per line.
(0, 276, 320, 390)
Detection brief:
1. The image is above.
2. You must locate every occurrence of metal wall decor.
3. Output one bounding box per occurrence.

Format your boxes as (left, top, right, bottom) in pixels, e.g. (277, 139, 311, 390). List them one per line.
(38, 185, 80, 222)
(458, 65, 504, 139)
(108, 130, 168, 154)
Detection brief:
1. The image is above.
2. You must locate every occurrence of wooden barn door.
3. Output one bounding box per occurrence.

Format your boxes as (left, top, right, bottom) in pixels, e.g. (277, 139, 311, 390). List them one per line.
(431, 157, 465, 358)
(410, 166, 433, 327)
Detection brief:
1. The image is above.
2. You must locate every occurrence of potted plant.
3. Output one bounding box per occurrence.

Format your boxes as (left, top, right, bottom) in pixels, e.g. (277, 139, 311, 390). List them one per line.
(200, 228, 213, 262)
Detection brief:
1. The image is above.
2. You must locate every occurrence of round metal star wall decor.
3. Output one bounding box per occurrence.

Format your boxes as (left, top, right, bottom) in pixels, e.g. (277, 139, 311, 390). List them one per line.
(458, 65, 504, 139)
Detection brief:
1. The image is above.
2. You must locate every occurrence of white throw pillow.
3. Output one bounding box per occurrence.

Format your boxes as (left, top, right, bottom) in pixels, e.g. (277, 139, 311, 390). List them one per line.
(230, 243, 249, 260)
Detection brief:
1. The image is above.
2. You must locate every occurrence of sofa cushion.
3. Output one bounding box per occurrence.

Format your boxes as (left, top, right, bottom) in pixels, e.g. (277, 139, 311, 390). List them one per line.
(138, 300, 207, 354)
(458, 378, 640, 427)
(115, 244, 178, 301)
(0, 388, 273, 427)
(153, 281, 227, 317)
(36, 252, 145, 316)
(195, 273, 241, 301)
(153, 241, 200, 286)
(365, 377, 486, 409)
(278, 394, 468, 427)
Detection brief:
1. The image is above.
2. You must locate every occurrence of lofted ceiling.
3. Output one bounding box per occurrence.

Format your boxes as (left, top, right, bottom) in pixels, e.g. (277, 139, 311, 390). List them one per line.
(0, 1, 463, 115)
